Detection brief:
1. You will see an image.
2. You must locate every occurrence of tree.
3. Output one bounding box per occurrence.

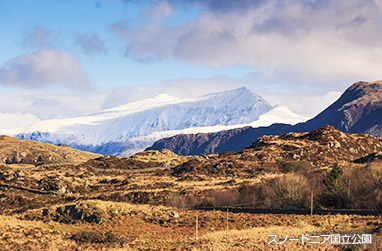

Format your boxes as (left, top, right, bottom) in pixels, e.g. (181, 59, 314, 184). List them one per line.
(269, 173, 309, 209)
(322, 163, 344, 208)
(323, 163, 343, 194)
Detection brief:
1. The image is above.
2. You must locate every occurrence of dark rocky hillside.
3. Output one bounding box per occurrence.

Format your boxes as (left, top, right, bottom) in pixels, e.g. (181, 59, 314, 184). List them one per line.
(171, 125, 382, 177)
(147, 124, 292, 155)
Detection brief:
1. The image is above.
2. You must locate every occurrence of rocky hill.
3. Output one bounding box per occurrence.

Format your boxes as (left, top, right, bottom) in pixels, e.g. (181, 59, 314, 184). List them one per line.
(148, 81, 382, 155)
(0, 135, 100, 165)
(82, 149, 193, 170)
(171, 125, 382, 178)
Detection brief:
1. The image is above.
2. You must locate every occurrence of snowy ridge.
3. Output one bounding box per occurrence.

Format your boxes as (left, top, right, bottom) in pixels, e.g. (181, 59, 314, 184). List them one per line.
(139, 105, 308, 138)
(14, 87, 308, 156)
(70, 105, 308, 156)
(21, 93, 185, 133)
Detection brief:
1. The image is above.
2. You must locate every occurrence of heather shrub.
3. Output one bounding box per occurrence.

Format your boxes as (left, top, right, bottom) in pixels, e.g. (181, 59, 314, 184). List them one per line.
(70, 231, 118, 244)
(166, 193, 200, 208)
(198, 189, 240, 208)
(236, 183, 272, 208)
(281, 161, 310, 173)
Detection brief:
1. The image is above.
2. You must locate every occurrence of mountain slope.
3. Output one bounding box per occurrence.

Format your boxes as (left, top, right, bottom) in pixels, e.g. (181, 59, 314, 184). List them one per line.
(294, 81, 382, 135)
(0, 135, 100, 165)
(147, 81, 382, 155)
(16, 87, 275, 156)
(147, 123, 293, 155)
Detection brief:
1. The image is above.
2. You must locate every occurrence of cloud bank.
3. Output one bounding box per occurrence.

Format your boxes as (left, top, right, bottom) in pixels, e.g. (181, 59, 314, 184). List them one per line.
(0, 49, 90, 89)
(111, 0, 382, 84)
(0, 112, 40, 132)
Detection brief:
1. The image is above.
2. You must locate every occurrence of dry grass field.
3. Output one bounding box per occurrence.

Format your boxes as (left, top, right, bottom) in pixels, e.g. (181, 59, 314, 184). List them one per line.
(1, 129, 382, 250)
(0, 199, 381, 250)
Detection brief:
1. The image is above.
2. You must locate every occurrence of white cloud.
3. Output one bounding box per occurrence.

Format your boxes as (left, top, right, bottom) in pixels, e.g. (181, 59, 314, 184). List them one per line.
(146, 1, 175, 19)
(111, 0, 382, 84)
(101, 76, 239, 108)
(22, 26, 55, 49)
(258, 90, 342, 118)
(74, 32, 108, 56)
(0, 49, 90, 90)
(0, 90, 107, 120)
(0, 112, 40, 133)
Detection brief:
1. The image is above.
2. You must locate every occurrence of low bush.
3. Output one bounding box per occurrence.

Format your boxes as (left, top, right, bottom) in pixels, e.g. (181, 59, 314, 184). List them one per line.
(70, 231, 118, 244)
(280, 161, 310, 173)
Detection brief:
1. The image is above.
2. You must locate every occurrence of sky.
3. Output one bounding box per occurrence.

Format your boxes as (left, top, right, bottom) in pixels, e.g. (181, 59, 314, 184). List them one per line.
(0, 0, 381, 129)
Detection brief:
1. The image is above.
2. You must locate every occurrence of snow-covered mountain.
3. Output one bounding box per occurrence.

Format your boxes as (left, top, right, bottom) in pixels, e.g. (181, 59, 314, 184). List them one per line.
(15, 87, 302, 156)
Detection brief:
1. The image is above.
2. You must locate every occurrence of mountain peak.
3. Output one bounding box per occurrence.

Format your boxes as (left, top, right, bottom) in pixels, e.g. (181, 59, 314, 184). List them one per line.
(152, 93, 180, 102)
(234, 86, 251, 92)
(198, 87, 270, 110)
(200, 86, 258, 98)
(351, 80, 382, 88)
(232, 86, 258, 96)
(345, 81, 382, 99)
(304, 125, 345, 141)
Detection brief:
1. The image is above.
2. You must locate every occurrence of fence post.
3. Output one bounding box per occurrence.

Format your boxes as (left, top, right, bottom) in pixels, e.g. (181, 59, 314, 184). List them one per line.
(311, 188, 314, 215)
(196, 213, 198, 241)
(226, 208, 229, 243)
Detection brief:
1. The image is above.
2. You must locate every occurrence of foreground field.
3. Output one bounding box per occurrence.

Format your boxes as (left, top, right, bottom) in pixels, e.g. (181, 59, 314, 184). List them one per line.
(0, 199, 381, 250)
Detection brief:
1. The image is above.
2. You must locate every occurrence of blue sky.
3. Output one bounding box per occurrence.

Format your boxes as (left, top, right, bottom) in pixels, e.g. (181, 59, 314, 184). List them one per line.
(0, 0, 252, 90)
(0, 0, 381, 123)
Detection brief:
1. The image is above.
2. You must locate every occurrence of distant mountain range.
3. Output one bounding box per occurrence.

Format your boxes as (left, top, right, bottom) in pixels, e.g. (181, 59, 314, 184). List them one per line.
(147, 81, 382, 155)
(14, 87, 306, 156)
